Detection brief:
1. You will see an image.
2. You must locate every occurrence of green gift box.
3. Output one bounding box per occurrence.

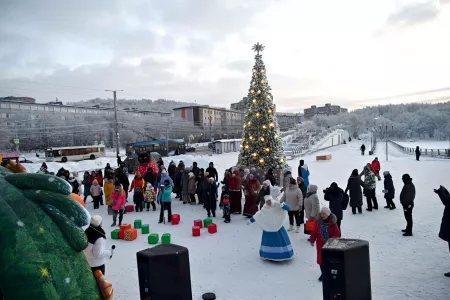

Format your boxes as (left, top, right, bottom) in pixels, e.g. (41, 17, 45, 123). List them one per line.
(111, 229, 120, 240)
(134, 219, 142, 229)
(148, 233, 159, 245)
(161, 233, 171, 245)
(203, 218, 213, 228)
(141, 224, 150, 234)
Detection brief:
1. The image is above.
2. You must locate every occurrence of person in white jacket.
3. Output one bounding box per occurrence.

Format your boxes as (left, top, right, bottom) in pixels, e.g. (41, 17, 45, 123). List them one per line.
(83, 215, 114, 275)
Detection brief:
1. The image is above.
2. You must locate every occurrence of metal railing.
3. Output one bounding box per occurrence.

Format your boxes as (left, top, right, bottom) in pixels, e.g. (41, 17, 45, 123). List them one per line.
(389, 140, 450, 159)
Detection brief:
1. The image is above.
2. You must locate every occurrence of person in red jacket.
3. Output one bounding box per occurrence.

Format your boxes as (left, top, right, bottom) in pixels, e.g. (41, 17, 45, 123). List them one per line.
(227, 169, 242, 214)
(129, 173, 145, 192)
(309, 207, 341, 282)
(371, 157, 381, 181)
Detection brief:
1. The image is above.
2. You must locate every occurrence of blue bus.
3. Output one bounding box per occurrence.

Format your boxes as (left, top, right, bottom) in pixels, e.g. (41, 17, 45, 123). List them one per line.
(131, 139, 186, 157)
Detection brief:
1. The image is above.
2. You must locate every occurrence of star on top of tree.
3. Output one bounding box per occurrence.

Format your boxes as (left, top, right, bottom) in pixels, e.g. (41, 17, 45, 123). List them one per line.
(252, 42, 265, 55)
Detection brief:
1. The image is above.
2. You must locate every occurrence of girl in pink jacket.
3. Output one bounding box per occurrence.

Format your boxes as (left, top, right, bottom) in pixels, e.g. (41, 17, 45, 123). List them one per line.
(111, 183, 127, 226)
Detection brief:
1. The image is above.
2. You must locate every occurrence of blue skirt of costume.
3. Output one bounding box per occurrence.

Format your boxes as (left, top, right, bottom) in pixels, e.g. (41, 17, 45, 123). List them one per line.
(259, 227, 294, 261)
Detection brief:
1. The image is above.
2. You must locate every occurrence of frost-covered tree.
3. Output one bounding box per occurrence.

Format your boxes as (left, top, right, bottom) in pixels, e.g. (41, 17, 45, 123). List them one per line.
(237, 43, 286, 169)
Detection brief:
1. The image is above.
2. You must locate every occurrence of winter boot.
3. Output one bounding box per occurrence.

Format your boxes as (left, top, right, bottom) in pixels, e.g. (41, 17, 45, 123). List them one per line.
(288, 225, 294, 231)
(111, 222, 116, 227)
(390, 205, 396, 210)
(318, 275, 323, 282)
(296, 226, 300, 233)
(401, 229, 407, 232)
(403, 232, 413, 237)
(444, 272, 450, 277)
(384, 205, 390, 209)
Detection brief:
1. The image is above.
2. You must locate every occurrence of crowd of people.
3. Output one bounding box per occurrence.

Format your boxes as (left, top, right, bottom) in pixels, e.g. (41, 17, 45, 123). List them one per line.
(35, 149, 450, 281)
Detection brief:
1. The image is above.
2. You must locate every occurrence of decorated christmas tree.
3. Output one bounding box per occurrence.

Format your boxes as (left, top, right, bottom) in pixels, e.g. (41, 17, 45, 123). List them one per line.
(237, 43, 286, 169)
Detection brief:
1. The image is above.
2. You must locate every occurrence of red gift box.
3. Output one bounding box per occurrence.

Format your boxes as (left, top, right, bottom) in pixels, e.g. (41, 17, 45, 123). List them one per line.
(192, 226, 201, 237)
(194, 219, 202, 228)
(207, 223, 217, 234)
(126, 205, 134, 212)
(120, 223, 131, 231)
(172, 214, 180, 225)
(124, 228, 138, 241)
(118, 230, 125, 240)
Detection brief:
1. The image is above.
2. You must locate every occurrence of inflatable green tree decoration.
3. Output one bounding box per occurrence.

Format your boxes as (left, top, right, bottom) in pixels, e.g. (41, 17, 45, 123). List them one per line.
(0, 167, 101, 299)
(237, 43, 286, 169)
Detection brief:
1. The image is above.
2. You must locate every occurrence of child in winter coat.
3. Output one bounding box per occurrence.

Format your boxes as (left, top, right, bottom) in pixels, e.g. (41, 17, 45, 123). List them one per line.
(134, 186, 145, 212)
(158, 180, 173, 223)
(111, 183, 127, 226)
(129, 173, 145, 192)
(309, 207, 341, 281)
(382, 171, 396, 210)
(144, 183, 156, 211)
(90, 179, 103, 209)
(221, 194, 231, 223)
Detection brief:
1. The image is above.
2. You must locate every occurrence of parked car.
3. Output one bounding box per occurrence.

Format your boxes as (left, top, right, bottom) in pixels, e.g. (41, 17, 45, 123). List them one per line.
(186, 147, 196, 152)
(208, 142, 213, 149)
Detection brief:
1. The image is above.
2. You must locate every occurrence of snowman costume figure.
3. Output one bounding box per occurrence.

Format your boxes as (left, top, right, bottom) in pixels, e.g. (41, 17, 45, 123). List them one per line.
(248, 192, 294, 261)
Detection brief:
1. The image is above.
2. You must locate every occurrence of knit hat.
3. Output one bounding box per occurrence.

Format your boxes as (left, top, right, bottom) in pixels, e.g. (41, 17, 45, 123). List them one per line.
(383, 171, 390, 176)
(262, 180, 271, 186)
(289, 178, 297, 185)
(90, 215, 102, 227)
(264, 195, 273, 201)
(320, 207, 331, 217)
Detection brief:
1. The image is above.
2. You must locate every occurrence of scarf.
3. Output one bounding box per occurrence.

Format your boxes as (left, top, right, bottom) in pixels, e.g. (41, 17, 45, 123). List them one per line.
(320, 219, 331, 241)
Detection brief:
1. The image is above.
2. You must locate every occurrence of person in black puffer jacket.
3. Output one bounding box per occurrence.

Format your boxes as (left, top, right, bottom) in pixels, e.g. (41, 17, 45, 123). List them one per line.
(324, 182, 345, 230)
(345, 169, 364, 214)
(400, 174, 415, 236)
(434, 185, 450, 277)
(383, 171, 396, 210)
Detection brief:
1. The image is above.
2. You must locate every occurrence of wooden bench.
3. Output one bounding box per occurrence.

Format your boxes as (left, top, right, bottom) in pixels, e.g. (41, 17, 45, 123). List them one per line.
(316, 154, 332, 161)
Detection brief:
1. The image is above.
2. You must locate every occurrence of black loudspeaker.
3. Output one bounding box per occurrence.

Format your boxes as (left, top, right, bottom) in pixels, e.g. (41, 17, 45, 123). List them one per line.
(136, 244, 193, 300)
(322, 238, 371, 300)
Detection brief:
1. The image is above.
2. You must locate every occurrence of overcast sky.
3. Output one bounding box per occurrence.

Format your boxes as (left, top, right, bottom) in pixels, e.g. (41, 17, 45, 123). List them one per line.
(1, 0, 450, 112)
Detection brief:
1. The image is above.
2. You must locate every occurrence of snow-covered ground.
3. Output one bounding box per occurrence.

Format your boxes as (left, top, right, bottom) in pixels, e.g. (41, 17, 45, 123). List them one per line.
(71, 140, 450, 300)
(17, 140, 450, 299)
(394, 140, 450, 149)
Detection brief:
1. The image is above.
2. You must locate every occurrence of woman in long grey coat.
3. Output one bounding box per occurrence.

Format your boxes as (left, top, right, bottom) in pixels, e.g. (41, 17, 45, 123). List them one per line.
(345, 169, 364, 214)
